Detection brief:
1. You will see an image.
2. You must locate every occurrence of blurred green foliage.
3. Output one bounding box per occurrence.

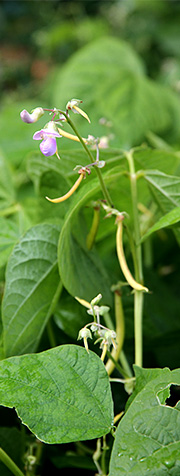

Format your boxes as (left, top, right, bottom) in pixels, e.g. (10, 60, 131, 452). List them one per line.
(0, 1, 180, 475)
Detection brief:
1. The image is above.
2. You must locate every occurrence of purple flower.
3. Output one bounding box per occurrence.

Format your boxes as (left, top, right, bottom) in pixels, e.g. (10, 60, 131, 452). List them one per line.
(20, 107, 44, 123)
(33, 125, 61, 157)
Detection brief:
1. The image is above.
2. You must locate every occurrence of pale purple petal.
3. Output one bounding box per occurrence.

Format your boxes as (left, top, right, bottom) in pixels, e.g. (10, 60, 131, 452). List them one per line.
(41, 129, 60, 138)
(33, 129, 60, 141)
(40, 137, 57, 157)
(20, 109, 34, 123)
(33, 130, 43, 140)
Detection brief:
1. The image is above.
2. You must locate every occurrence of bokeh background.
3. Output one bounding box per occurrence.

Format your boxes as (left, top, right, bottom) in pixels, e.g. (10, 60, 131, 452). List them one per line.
(1, 0, 180, 158)
(1, 2, 180, 474)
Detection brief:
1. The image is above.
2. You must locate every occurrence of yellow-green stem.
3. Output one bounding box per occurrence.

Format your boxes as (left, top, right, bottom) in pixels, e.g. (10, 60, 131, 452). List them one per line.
(125, 150, 145, 367)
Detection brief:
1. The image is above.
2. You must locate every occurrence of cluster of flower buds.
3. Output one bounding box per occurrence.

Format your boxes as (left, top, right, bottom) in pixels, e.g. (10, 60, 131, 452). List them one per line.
(77, 294, 116, 360)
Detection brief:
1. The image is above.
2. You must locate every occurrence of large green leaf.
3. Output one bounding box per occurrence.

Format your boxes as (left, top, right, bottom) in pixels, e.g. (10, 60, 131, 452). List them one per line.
(0, 345, 114, 444)
(57, 169, 121, 304)
(2, 222, 61, 357)
(58, 207, 112, 305)
(109, 367, 180, 476)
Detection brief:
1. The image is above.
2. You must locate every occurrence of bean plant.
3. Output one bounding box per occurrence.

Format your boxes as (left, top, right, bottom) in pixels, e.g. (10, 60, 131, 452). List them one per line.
(0, 97, 180, 476)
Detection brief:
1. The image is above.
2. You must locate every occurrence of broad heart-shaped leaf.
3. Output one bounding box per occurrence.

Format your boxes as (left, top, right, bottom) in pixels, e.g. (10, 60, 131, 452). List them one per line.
(109, 367, 180, 476)
(0, 345, 114, 444)
(2, 222, 61, 357)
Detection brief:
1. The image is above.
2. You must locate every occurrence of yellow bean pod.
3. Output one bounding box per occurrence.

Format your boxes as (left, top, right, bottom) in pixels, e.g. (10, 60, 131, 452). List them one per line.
(58, 127, 88, 143)
(72, 105, 91, 123)
(116, 218, 148, 292)
(46, 172, 84, 203)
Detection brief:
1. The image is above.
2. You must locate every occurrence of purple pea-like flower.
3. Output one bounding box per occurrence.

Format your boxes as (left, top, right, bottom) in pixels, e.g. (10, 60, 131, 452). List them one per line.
(33, 126, 61, 157)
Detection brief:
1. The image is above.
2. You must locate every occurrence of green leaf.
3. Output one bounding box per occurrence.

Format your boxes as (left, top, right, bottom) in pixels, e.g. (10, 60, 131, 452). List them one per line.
(0, 152, 15, 210)
(58, 174, 113, 305)
(2, 222, 61, 357)
(109, 367, 180, 476)
(0, 345, 114, 444)
(145, 170, 180, 244)
(54, 294, 90, 340)
(27, 150, 90, 185)
(0, 218, 20, 268)
(141, 206, 180, 242)
(134, 148, 179, 175)
(145, 170, 180, 210)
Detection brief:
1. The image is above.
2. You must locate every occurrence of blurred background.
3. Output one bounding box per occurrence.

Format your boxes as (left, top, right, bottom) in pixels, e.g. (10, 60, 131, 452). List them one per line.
(1, 0, 180, 156)
(1, 3, 180, 474)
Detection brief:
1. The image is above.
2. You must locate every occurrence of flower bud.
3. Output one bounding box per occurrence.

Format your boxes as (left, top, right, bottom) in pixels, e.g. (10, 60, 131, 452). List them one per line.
(20, 107, 44, 124)
(91, 294, 102, 307)
(77, 327, 92, 341)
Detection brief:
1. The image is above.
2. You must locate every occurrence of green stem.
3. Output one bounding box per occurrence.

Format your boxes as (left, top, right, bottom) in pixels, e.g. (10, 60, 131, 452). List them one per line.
(103, 311, 132, 378)
(125, 150, 144, 367)
(0, 448, 25, 476)
(61, 112, 113, 207)
(105, 290, 125, 375)
(0, 203, 20, 217)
